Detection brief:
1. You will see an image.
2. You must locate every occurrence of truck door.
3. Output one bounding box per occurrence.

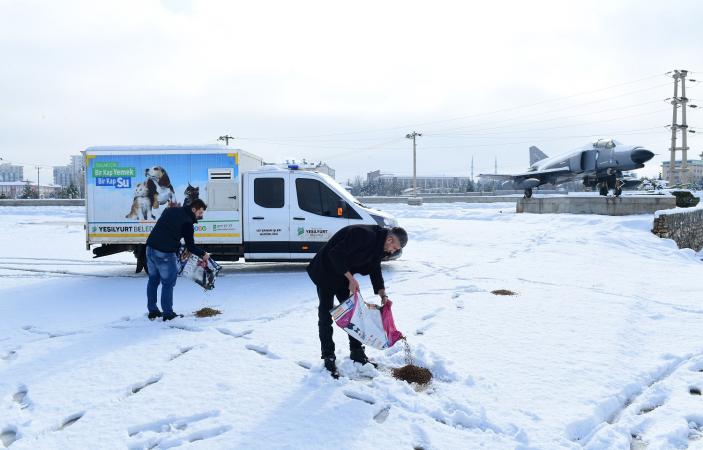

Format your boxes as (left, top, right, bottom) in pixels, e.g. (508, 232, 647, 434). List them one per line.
(244, 172, 290, 260)
(206, 168, 238, 211)
(289, 174, 360, 259)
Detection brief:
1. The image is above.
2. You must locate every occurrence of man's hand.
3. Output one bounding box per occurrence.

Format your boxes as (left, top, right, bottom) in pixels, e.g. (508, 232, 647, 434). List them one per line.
(345, 272, 360, 296)
(378, 289, 390, 305)
(202, 252, 210, 262)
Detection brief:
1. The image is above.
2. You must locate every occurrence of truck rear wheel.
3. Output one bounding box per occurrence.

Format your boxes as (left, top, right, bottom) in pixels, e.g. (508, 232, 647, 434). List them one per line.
(134, 245, 148, 274)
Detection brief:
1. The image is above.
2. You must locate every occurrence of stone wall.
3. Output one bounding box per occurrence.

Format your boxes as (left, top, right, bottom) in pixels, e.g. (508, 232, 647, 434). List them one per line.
(652, 208, 703, 251)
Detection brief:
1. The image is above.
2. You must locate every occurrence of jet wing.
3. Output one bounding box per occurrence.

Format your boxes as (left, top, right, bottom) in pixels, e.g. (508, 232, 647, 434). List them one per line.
(480, 167, 571, 180)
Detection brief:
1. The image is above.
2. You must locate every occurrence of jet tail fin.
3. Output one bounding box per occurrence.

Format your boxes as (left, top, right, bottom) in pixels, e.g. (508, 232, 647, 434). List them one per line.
(529, 146, 548, 165)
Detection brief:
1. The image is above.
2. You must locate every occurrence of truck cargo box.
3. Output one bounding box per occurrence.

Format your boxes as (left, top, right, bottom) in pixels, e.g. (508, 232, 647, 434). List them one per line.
(84, 145, 263, 249)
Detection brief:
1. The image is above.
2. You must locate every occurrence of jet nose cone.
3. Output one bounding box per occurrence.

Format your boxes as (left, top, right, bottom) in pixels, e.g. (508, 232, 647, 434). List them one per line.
(631, 148, 654, 164)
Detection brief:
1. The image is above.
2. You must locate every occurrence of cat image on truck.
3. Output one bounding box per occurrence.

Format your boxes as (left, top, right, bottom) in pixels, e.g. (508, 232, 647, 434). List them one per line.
(83, 145, 399, 270)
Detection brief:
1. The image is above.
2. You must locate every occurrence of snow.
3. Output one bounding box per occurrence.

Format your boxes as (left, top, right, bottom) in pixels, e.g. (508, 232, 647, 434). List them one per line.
(2, 203, 703, 449)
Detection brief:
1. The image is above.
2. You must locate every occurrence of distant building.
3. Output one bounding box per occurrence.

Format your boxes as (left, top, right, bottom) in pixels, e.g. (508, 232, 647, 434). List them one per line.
(0, 163, 23, 182)
(0, 181, 61, 199)
(661, 160, 703, 185)
(53, 155, 85, 196)
(0, 182, 25, 198)
(367, 170, 471, 194)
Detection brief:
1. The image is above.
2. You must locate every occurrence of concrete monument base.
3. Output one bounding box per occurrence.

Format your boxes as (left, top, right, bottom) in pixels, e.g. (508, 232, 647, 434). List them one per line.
(516, 196, 676, 215)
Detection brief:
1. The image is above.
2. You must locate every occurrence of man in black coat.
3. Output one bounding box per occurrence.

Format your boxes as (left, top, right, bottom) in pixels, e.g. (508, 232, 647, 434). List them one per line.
(145, 199, 210, 321)
(307, 224, 408, 377)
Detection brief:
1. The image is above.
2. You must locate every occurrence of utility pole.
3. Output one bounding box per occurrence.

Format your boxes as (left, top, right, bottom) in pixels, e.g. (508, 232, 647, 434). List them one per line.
(405, 131, 422, 197)
(668, 70, 690, 186)
(35, 165, 40, 198)
(218, 135, 235, 146)
(471, 155, 474, 182)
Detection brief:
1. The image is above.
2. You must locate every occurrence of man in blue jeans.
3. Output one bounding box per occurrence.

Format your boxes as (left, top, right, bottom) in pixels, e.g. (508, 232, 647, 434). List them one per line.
(145, 199, 210, 321)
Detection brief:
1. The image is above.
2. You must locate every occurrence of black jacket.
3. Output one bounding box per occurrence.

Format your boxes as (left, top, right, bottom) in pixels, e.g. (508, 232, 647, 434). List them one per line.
(307, 225, 388, 294)
(146, 206, 205, 257)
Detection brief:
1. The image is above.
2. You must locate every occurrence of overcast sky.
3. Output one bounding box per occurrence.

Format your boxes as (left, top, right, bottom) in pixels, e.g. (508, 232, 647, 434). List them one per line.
(1, 0, 701, 184)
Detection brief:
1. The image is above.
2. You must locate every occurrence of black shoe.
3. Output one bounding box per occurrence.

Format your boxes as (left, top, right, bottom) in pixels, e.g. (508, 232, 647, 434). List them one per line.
(323, 356, 339, 379)
(148, 310, 163, 320)
(350, 348, 376, 367)
(162, 312, 184, 321)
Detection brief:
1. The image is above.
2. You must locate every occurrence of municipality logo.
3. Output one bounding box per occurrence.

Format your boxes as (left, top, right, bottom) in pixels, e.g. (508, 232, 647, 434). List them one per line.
(297, 227, 304, 236)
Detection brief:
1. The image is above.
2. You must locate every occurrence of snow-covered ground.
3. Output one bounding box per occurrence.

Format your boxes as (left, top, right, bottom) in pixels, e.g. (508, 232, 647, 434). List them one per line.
(1, 204, 703, 450)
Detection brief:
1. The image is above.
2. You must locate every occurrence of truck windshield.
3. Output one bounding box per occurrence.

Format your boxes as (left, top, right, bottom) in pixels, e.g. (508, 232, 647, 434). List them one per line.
(316, 172, 366, 207)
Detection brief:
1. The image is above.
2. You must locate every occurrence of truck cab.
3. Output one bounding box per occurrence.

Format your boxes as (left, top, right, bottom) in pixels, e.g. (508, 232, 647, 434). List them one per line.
(243, 165, 397, 261)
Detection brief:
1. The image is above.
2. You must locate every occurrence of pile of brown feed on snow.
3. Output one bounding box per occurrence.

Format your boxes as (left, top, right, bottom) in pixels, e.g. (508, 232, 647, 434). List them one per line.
(194, 307, 222, 318)
(491, 289, 517, 296)
(392, 365, 433, 385)
(392, 337, 433, 385)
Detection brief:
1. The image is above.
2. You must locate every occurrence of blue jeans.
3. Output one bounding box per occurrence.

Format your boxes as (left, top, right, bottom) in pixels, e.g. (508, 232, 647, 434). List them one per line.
(146, 246, 178, 314)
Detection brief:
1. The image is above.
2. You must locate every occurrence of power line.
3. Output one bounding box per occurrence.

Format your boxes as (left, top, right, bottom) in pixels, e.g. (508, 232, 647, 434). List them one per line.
(307, 127, 666, 162)
(237, 82, 671, 148)
(424, 106, 669, 138)
(234, 73, 669, 140)
(423, 83, 671, 135)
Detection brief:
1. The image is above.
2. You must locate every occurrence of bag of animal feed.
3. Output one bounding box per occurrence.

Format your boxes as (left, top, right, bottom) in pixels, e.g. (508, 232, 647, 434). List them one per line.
(330, 291, 403, 350)
(177, 247, 221, 290)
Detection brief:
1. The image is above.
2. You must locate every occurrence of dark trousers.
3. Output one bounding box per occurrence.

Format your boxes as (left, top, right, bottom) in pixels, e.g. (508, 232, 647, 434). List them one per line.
(317, 285, 362, 358)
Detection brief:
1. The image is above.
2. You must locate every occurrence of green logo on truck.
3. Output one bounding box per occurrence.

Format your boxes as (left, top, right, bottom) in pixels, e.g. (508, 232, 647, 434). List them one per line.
(92, 161, 136, 178)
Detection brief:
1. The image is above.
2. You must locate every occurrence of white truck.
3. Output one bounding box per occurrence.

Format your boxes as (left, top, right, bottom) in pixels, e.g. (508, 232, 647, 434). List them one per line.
(83, 145, 398, 270)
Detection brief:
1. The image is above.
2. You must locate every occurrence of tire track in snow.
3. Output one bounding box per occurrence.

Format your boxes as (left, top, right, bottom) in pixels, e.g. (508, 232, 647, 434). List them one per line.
(570, 351, 703, 446)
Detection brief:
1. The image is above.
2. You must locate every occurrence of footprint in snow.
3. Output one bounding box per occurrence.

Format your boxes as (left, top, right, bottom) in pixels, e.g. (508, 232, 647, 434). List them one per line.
(343, 390, 375, 405)
(689, 421, 703, 442)
(127, 411, 229, 449)
(13, 385, 30, 409)
(245, 344, 280, 359)
(1, 349, 18, 362)
(22, 325, 79, 338)
(410, 423, 431, 450)
(169, 346, 194, 361)
(296, 360, 312, 370)
(127, 410, 220, 437)
(0, 426, 18, 448)
(129, 374, 162, 395)
(415, 322, 433, 336)
(373, 405, 391, 423)
(216, 328, 253, 339)
(421, 312, 437, 321)
(59, 411, 85, 430)
(630, 434, 647, 450)
(139, 425, 232, 449)
(637, 404, 661, 416)
(168, 324, 203, 332)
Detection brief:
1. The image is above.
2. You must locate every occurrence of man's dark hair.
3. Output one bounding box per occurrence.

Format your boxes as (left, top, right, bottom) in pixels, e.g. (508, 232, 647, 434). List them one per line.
(189, 199, 207, 210)
(390, 226, 408, 248)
